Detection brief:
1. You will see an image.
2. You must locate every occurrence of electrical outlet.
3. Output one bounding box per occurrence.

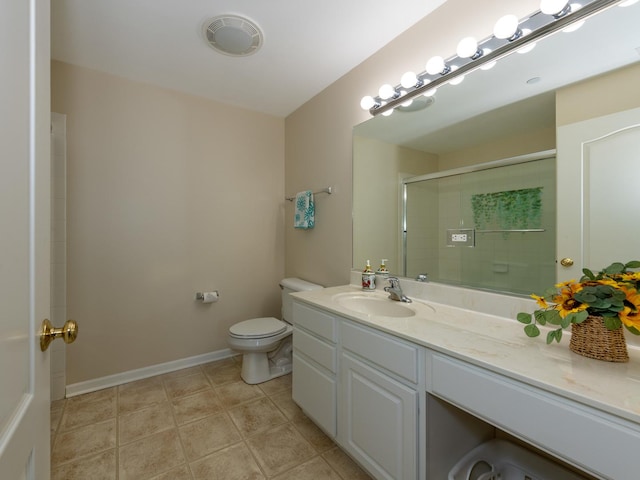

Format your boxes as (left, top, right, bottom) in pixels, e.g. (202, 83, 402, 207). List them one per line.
(446, 228, 475, 247)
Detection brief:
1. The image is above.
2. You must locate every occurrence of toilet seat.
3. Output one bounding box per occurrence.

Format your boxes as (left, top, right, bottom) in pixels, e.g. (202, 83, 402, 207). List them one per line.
(229, 317, 287, 339)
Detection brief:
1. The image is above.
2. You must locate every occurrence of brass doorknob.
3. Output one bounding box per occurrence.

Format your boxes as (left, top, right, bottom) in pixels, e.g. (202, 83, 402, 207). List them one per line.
(40, 319, 78, 352)
(560, 257, 574, 267)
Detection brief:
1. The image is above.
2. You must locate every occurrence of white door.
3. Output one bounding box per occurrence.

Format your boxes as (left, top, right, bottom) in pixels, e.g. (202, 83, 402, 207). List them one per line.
(556, 107, 640, 281)
(0, 0, 51, 478)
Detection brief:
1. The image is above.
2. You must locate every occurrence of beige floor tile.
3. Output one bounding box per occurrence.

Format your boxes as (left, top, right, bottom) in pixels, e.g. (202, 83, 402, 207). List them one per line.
(119, 401, 175, 445)
(178, 412, 242, 461)
(291, 414, 335, 452)
(171, 389, 224, 425)
(51, 398, 66, 411)
(50, 406, 64, 436)
(323, 446, 373, 480)
(59, 394, 116, 431)
(215, 380, 264, 408)
(66, 387, 116, 406)
(190, 442, 265, 480)
(160, 365, 203, 381)
(52, 418, 116, 466)
(203, 362, 242, 387)
(118, 377, 168, 414)
(51, 449, 116, 480)
(164, 372, 211, 399)
(258, 374, 292, 397)
(246, 423, 316, 477)
(201, 357, 236, 371)
(271, 456, 343, 480)
(228, 397, 287, 438)
(270, 390, 303, 420)
(118, 429, 185, 480)
(147, 464, 193, 480)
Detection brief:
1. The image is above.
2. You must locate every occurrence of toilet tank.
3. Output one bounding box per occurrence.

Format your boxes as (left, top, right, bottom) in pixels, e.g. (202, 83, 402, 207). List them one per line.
(280, 277, 322, 323)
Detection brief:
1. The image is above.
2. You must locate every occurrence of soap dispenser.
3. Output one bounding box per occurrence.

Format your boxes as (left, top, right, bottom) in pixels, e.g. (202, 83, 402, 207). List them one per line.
(362, 260, 375, 290)
(375, 259, 389, 288)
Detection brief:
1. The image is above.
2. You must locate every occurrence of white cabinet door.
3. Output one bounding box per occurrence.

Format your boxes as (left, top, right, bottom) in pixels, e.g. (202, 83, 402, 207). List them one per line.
(0, 0, 51, 477)
(339, 352, 418, 480)
(292, 351, 337, 437)
(556, 107, 640, 279)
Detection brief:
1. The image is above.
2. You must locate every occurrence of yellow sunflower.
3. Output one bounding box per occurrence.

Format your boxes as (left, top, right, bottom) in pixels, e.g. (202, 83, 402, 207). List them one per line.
(619, 286, 640, 330)
(530, 293, 548, 309)
(552, 286, 587, 319)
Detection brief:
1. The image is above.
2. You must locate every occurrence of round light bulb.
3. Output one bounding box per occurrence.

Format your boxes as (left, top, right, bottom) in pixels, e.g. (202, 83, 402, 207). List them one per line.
(425, 56, 447, 75)
(378, 84, 397, 100)
(479, 49, 496, 70)
(456, 37, 479, 58)
(400, 71, 419, 89)
(540, 0, 569, 15)
(381, 108, 393, 117)
(619, 0, 639, 6)
(360, 95, 376, 110)
(401, 97, 414, 108)
(448, 66, 464, 85)
(493, 14, 520, 40)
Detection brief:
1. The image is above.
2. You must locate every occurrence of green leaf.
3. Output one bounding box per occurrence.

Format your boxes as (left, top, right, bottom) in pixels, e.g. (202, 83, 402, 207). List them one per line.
(517, 312, 532, 324)
(534, 310, 547, 325)
(604, 317, 622, 330)
(544, 309, 562, 325)
(625, 260, 640, 269)
(546, 329, 562, 344)
(582, 268, 595, 280)
(574, 310, 589, 323)
(604, 262, 625, 274)
(560, 315, 572, 329)
(524, 324, 540, 337)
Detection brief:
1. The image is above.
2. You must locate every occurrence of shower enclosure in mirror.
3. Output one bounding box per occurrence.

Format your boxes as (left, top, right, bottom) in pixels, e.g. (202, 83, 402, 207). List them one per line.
(403, 154, 555, 296)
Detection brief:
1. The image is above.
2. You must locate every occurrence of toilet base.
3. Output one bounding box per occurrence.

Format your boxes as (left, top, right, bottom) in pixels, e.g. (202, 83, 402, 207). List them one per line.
(240, 352, 292, 384)
(239, 336, 293, 384)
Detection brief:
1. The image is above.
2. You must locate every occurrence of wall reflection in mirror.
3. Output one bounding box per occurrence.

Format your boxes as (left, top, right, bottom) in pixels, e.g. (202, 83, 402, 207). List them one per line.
(352, 2, 640, 296)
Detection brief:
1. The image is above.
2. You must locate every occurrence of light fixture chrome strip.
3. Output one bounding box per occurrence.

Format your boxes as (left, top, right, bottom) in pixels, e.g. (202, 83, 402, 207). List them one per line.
(368, 0, 623, 117)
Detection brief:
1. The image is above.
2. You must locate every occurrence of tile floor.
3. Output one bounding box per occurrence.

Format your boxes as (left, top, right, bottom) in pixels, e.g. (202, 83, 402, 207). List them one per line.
(50, 357, 373, 480)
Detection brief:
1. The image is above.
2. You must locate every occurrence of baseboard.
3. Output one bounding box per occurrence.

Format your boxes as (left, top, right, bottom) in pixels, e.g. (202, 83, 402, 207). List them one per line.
(65, 348, 236, 398)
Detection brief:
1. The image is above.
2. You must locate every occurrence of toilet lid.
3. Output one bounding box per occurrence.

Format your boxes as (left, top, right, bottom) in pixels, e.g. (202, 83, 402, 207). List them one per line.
(229, 317, 287, 339)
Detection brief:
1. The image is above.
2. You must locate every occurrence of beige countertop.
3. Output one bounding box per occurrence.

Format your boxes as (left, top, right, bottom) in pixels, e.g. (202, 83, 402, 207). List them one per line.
(292, 284, 640, 425)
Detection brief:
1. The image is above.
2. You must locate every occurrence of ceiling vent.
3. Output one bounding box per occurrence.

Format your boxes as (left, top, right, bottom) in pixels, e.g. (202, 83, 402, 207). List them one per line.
(203, 15, 263, 57)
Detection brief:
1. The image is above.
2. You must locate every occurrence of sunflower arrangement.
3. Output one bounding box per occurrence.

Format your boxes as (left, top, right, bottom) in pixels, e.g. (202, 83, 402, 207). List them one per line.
(517, 261, 640, 344)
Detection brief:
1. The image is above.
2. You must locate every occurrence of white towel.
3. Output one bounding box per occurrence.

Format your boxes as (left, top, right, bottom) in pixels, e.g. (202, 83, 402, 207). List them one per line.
(294, 191, 315, 229)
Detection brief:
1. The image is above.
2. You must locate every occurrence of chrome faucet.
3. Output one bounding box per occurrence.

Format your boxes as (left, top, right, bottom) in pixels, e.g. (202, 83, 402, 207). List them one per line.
(384, 277, 412, 303)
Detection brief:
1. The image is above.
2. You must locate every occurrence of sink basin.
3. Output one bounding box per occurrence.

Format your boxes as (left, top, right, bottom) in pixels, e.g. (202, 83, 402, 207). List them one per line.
(336, 295, 416, 318)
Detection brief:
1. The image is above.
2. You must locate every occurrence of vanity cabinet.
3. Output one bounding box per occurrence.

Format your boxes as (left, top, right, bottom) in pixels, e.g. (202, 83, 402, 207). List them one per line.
(292, 298, 423, 480)
(339, 320, 422, 480)
(291, 301, 338, 436)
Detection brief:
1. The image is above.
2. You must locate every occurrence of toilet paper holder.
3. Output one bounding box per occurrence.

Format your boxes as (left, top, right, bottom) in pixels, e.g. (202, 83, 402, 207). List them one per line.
(195, 291, 219, 303)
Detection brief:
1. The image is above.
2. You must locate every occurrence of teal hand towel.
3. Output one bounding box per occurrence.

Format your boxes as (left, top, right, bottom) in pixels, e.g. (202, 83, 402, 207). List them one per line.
(294, 191, 315, 229)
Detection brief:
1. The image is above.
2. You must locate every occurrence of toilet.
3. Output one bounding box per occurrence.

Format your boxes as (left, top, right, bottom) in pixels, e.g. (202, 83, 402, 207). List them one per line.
(227, 277, 322, 384)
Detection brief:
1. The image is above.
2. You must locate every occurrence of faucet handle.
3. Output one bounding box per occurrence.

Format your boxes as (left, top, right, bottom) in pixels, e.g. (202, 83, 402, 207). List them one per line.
(387, 276, 400, 288)
(416, 273, 428, 282)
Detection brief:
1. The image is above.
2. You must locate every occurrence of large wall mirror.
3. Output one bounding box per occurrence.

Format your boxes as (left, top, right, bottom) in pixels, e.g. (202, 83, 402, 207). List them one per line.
(353, 2, 640, 295)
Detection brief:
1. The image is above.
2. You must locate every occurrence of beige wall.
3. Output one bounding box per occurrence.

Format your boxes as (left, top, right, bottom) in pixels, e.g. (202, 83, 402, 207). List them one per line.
(284, 0, 540, 287)
(52, 61, 285, 384)
(556, 62, 640, 126)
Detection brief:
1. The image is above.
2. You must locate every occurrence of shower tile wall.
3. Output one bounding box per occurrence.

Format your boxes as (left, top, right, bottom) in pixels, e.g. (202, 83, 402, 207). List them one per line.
(51, 112, 67, 400)
(406, 158, 556, 296)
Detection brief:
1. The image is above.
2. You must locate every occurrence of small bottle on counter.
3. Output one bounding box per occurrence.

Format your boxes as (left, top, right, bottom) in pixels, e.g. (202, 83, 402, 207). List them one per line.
(362, 260, 376, 290)
(375, 259, 389, 288)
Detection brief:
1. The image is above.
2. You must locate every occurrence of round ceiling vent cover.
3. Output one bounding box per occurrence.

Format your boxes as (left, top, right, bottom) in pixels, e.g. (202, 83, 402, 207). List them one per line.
(203, 15, 263, 57)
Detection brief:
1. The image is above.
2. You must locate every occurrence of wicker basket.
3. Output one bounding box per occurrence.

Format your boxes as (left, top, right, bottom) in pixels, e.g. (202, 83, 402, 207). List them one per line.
(569, 315, 629, 362)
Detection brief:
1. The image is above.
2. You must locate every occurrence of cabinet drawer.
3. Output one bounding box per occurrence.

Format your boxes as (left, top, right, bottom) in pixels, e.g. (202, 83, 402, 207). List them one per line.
(428, 352, 640, 480)
(293, 301, 336, 342)
(293, 327, 336, 373)
(341, 321, 419, 384)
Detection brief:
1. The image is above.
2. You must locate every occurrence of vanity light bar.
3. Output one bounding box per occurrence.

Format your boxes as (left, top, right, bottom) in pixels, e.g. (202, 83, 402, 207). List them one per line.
(363, 0, 623, 117)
